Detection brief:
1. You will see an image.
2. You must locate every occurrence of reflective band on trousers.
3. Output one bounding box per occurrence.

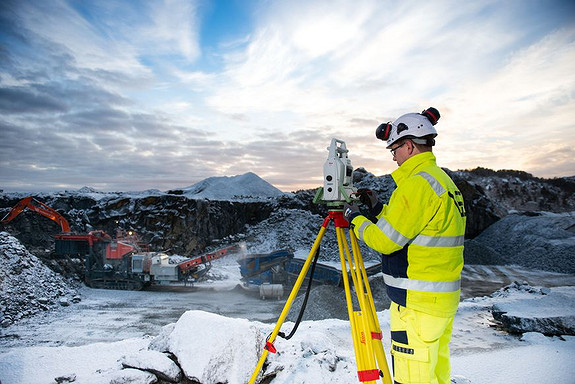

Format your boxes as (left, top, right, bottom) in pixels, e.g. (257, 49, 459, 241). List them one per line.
(383, 273, 461, 293)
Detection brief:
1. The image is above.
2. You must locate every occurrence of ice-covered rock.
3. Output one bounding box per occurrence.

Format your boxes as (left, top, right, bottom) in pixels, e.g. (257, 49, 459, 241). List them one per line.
(151, 310, 265, 383)
(148, 323, 176, 352)
(54, 373, 76, 383)
(451, 376, 472, 384)
(491, 285, 575, 335)
(59, 297, 71, 307)
(107, 368, 157, 384)
(121, 349, 182, 382)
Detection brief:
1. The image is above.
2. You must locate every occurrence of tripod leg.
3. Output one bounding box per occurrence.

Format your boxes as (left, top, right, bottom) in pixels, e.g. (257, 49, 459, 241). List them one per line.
(248, 223, 329, 384)
(350, 231, 392, 384)
(337, 226, 380, 383)
(336, 226, 361, 355)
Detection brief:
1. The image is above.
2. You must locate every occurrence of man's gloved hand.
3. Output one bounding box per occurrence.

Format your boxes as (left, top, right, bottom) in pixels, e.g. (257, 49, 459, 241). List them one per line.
(357, 189, 378, 208)
(357, 189, 383, 216)
(343, 202, 360, 225)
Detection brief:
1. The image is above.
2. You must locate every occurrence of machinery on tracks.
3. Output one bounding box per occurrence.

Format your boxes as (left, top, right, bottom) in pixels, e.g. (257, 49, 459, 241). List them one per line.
(2, 196, 239, 290)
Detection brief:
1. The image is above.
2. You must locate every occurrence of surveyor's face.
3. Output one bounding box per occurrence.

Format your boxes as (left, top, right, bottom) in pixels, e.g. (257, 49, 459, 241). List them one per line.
(391, 140, 410, 166)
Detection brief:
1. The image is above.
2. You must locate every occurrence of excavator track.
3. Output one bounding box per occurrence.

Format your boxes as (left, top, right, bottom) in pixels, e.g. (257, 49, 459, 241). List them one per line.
(88, 278, 144, 291)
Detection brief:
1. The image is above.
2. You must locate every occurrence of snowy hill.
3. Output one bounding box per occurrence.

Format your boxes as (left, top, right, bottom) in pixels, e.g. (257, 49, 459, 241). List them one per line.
(178, 172, 285, 201)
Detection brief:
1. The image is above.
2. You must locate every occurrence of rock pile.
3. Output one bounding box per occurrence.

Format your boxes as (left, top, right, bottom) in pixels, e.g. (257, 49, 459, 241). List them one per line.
(286, 276, 391, 322)
(231, 207, 382, 263)
(464, 212, 575, 273)
(0, 232, 79, 327)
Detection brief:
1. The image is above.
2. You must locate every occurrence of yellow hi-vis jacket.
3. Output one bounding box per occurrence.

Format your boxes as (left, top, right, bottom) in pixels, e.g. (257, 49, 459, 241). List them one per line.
(350, 152, 466, 318)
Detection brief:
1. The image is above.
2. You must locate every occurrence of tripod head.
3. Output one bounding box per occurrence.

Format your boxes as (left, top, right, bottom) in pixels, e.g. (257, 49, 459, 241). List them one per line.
(313, 138, 358, 208)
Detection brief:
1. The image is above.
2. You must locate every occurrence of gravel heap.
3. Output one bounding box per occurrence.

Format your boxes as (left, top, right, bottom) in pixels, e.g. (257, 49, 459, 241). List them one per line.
(286, 275, 391, 322)
(231, 207, 382, 263)
(464, 212, 575, 273)
(0, 231, 80, 327)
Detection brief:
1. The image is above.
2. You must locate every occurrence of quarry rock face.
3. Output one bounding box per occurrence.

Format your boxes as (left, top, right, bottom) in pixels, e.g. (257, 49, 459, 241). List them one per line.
(88, 195, 275, 255)
(0, 194, 275, 257)
(449, 172, 507, 239)
(455, 169, 575, 213)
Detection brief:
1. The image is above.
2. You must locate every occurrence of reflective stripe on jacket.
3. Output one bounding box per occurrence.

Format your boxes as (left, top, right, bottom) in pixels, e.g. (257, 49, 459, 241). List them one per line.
(351, 152, 466, 317)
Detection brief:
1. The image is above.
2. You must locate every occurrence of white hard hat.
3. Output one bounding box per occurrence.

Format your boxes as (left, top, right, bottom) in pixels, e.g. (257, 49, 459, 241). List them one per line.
(376, 107, 440, 149)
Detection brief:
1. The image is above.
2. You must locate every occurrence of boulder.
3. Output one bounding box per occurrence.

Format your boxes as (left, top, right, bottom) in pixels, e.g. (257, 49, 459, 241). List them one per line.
(150, 310, 265, 384)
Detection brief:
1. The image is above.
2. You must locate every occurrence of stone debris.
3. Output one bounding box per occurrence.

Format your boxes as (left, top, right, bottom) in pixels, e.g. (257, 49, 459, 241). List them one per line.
(0, 232, 79, 327)
(286, 276, 391, 322)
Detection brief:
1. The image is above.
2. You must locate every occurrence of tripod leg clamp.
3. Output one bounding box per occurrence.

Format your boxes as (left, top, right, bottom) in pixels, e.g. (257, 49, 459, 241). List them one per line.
(357, 369, 381, 382)
(265, 341, 277, 354)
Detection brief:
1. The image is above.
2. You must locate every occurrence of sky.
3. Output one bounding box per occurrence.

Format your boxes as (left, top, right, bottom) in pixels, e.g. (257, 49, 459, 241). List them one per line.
(1, 0, 574, 193)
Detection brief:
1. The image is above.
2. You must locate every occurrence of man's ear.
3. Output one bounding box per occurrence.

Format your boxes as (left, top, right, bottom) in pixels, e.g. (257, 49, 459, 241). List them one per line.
(407, 139, 415, 153)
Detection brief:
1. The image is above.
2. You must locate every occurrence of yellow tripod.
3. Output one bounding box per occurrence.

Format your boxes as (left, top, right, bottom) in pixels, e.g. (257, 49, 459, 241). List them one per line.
(248, 207, 392, 384)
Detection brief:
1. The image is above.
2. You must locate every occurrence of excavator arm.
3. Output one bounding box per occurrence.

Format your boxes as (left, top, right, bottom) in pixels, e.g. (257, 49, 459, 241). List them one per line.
(1, 196, 71, 233)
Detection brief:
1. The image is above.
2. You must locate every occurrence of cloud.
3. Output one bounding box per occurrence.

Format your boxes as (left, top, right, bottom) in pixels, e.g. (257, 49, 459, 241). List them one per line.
(437, 26, 575, 173)
(0, 87, 67, 114)
(204, 1, 529, 139)
(1, 0, 575, 193)
(141, 0, 202, 62)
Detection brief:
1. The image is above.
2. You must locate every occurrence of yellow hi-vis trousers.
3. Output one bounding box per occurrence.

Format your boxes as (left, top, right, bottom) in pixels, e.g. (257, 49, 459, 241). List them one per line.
(389, 302, 454, 384)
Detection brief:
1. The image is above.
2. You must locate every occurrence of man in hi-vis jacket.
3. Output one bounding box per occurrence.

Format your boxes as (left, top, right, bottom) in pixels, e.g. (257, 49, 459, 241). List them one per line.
(344, 107, 466, 384)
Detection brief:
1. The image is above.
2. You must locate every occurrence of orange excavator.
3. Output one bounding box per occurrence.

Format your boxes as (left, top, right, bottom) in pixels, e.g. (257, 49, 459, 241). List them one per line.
(1, 196, 71, 233)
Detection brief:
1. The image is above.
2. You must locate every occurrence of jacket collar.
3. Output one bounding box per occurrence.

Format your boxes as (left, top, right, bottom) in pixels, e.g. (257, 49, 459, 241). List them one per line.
(391, 152, 437, 185)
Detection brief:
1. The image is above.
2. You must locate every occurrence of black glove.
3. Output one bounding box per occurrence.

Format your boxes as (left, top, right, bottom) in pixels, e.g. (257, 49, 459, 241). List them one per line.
(357, 189, 378, 208)
(357, 189, 383, 216)
(343, 202, 360, 225)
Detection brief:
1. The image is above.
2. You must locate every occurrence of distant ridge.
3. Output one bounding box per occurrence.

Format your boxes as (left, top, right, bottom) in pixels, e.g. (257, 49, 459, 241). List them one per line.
(180, 172, 285, 200)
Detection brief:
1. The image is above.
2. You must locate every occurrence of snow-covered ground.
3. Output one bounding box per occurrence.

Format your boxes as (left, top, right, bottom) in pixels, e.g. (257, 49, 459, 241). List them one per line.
(1, 253, 574, 384)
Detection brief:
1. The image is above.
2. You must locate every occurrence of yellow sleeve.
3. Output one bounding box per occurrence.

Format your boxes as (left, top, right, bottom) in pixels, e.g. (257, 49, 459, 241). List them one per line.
(351, 176, 440, 254)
